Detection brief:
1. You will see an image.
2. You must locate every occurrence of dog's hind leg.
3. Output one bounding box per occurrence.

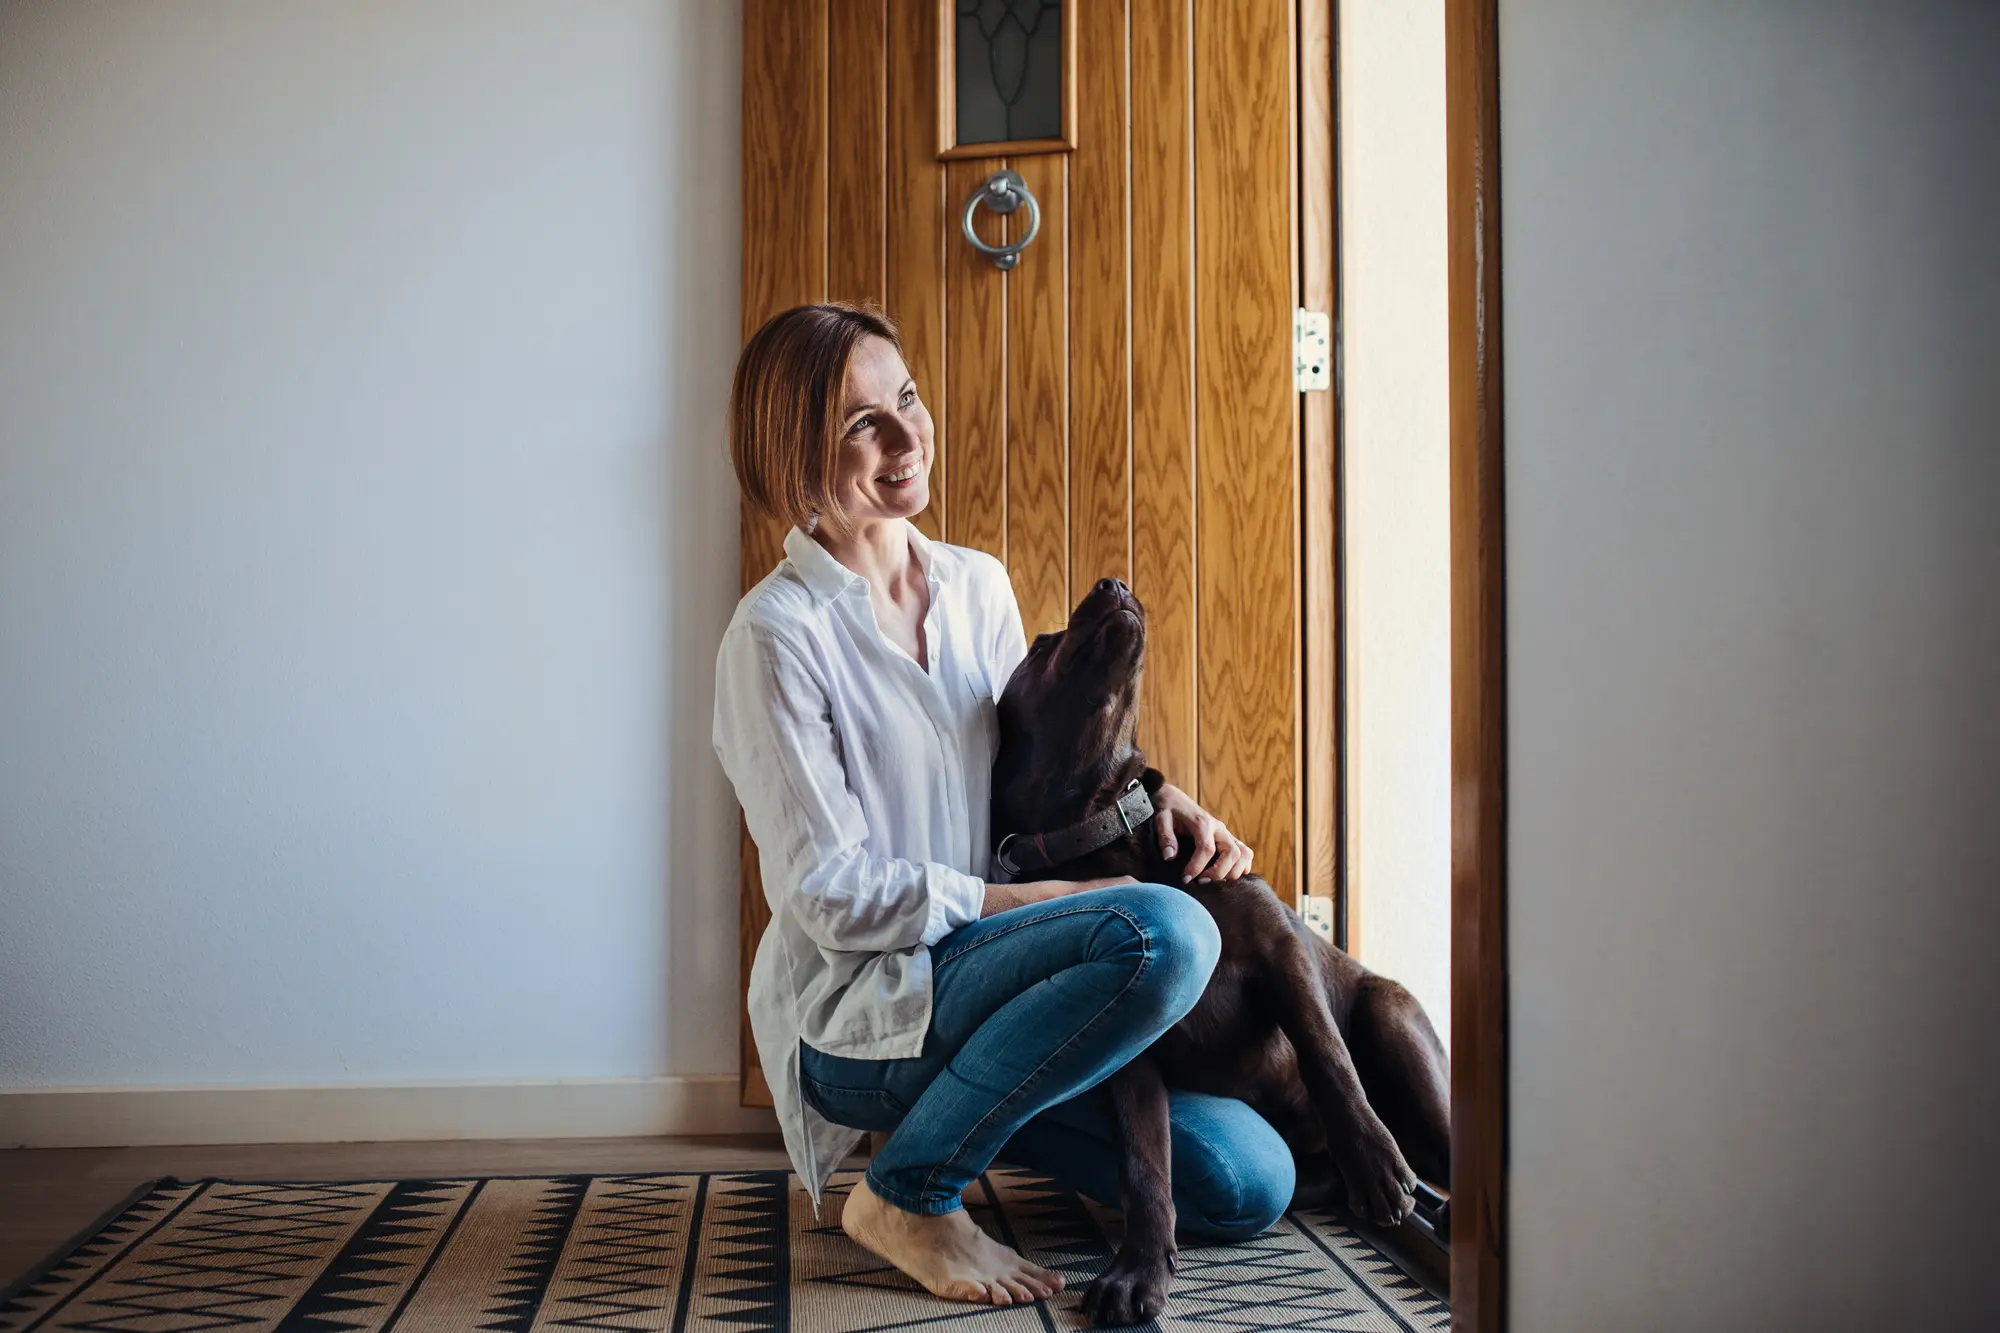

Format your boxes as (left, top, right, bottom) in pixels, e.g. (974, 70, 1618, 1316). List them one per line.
(1083, 1056, 1177, 1326)
(1346, 976, 1450, 1187)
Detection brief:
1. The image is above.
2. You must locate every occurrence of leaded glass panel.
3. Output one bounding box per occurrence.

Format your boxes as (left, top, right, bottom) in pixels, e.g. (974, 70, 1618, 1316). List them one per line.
(954, 0, 1064, 145)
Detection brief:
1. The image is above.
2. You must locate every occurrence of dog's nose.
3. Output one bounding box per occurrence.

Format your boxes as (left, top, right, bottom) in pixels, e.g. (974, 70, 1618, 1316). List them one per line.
(1097, 577, 1129, 598)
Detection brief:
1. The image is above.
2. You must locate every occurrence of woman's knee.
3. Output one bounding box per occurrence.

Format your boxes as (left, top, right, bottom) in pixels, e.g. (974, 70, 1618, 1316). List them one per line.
(1092, 884, 1220, 1016)
(1171, 1095, 1295, 1241)
(1195, 1157, 1293, 1241)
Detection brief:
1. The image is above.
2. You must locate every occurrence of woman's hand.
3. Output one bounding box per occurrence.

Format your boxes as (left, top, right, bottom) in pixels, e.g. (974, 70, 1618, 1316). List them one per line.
(982, 875, 1138, 917)
(1151, 783, 1254, 883)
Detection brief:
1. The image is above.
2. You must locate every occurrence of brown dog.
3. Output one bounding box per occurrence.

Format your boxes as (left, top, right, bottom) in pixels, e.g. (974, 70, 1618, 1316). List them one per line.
(993, 577, 1450, 1325)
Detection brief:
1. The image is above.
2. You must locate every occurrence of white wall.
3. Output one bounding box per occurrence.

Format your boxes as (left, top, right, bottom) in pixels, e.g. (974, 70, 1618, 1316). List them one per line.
(0, 1, 746, 1091)
(1338, 0, 1451, 1035)
(1503, 1, 2000, 1326)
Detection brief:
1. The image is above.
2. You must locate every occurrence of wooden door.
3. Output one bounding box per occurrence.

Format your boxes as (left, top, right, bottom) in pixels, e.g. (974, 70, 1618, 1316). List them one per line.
(738, 0, 1331, 1105)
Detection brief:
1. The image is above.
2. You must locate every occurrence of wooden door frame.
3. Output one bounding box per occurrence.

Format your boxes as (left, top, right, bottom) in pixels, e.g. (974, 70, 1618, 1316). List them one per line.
(736, 0, 1509, 1322)
(1445, 0, 1507, 1327)
(1315, 0, 1507, 1320)
(1300, 0, 1341, 925)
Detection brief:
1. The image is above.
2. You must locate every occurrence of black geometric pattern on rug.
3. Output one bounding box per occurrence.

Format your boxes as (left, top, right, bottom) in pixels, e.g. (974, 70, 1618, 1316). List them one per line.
(479, 1174, 591, 1331)
(273, 1179, 475, 1332)
(542, 1174, 694, 1330)
(698, 1171, 789, 1330)
(1, 1171, 1446, 1332)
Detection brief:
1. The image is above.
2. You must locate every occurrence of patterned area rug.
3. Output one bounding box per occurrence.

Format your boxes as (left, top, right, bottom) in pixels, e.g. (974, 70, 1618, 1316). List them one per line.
(1, 1167, 1447, 1332)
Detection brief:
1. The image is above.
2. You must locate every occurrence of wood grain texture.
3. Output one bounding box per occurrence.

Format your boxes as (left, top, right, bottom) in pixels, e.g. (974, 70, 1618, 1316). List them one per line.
(738, 0, 826, 1109)
(1067, 0, 1131, 601)
(1194, 0, 1299, 903)
(937, 136, 1073, 161)
(827, 0, 886, 308)
(946, 157, 1008, 559)
(1128, 0, 1198, 800)
(740, 0, 828, 587)
(1447, 0, 1507, 1324)
(887, 0, 948, 541)
(1299, 0, 1339, 910)
(1004, 152, 1070, 636)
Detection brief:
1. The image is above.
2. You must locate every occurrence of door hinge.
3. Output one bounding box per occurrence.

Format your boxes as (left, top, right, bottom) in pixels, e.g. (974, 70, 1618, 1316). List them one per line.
(1294, 308, 1332, 393)
(1302, 894, 1337, 942)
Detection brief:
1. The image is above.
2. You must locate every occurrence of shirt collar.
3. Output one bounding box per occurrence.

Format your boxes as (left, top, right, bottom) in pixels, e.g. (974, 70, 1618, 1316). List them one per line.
(783, 520, 940, 605)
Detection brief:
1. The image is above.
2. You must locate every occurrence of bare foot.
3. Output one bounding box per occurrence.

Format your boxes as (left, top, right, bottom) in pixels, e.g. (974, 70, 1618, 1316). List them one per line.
(840, 1175, 1065, 1306)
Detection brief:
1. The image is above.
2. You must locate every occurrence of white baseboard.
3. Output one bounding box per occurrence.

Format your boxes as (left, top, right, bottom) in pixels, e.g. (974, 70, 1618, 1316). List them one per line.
(0, 1075, 778, 1149)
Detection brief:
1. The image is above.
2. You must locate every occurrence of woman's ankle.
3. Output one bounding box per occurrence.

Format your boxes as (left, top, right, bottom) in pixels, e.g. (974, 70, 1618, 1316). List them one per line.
(860, 1166, 962, 1218)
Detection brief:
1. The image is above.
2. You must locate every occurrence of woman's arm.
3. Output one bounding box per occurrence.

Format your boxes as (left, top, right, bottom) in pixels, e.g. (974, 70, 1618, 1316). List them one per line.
(982, 874, 1137, 917)
(714, 623, 985, 953)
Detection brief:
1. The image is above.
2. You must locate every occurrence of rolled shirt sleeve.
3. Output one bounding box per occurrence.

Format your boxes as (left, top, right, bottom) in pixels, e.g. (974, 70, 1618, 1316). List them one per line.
(714, 623, 985, 955)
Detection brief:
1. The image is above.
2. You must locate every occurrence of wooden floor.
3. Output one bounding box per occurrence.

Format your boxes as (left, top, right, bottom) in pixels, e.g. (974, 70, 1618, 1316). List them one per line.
(0, 1134, 793, 1294)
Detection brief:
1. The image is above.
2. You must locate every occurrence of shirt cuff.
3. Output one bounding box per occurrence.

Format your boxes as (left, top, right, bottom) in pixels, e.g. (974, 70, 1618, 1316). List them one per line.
(920, 863, 986, 947)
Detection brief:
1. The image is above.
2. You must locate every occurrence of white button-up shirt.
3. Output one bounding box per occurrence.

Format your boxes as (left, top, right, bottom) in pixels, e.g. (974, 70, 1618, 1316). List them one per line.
(712, 522, 1027, 1207)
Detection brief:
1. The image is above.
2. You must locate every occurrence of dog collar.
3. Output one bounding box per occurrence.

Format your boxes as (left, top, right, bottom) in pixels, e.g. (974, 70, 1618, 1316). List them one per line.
(994, 777, 1156, 879)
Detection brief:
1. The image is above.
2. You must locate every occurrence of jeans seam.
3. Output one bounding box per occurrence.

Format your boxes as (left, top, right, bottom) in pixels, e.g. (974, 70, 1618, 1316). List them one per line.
(917, 905, 1157, 1205)
(802, 1078, 905, 1118)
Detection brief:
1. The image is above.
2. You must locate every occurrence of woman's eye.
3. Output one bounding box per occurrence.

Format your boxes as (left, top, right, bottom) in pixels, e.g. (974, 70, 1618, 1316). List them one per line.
(847, 415, 873, 437)
(899, 389, 917, 408)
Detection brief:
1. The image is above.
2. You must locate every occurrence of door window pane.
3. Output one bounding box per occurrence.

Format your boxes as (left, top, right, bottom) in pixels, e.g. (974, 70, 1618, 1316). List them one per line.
(955, 0, 1064, 145)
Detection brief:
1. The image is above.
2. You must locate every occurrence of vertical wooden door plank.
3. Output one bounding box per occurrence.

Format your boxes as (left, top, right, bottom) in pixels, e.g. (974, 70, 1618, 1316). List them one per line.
(1299, 0, 1339, 909)
(827, 0, 886, 308)
(1130, 0, 1199, 797)
(1005, 152, 1070, 637)
(741, 0, 828, 589)
(1195, 0, 1299, 902)
(1448, 0, 1508, 1321)
(887, 0, 948, 542)
(1068, 0, 1132, 599)
(946, 158, 1008, 559)
(738, 0, 826, 1107)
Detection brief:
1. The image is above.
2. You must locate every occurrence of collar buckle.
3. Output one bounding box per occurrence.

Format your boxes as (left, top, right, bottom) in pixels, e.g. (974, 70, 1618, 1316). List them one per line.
(994, 833, 1025, 879)
(1115, 777, 1146, 833)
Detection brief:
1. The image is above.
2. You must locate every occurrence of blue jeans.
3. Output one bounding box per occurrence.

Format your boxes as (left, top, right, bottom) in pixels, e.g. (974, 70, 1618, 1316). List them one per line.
(799, 884, 1295, 1240)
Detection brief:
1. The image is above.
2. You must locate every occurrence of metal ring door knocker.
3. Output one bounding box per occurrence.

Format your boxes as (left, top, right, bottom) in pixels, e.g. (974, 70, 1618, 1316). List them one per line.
(961, 169, 1041, 271)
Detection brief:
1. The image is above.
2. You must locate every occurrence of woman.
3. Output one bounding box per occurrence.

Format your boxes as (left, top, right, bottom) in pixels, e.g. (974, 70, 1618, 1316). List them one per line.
(713, 303, 1293, 1306)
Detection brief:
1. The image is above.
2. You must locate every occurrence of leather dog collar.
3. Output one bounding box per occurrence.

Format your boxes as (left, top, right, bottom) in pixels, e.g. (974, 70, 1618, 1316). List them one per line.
(995, 777, 1156, 879)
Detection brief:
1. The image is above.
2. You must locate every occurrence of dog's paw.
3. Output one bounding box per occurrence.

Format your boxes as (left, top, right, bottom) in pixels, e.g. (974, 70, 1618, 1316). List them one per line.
(1082, 1246, 1174, 1326)
(1338, 1131, 1418, 1229)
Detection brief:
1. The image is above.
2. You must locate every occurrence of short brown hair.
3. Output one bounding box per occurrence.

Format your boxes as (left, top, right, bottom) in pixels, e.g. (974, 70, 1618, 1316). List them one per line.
(729, 302, 903, 537)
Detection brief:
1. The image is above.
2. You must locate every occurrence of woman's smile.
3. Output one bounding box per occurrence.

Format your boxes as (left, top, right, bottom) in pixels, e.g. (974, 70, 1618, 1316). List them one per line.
(834, 334, 936, 523)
